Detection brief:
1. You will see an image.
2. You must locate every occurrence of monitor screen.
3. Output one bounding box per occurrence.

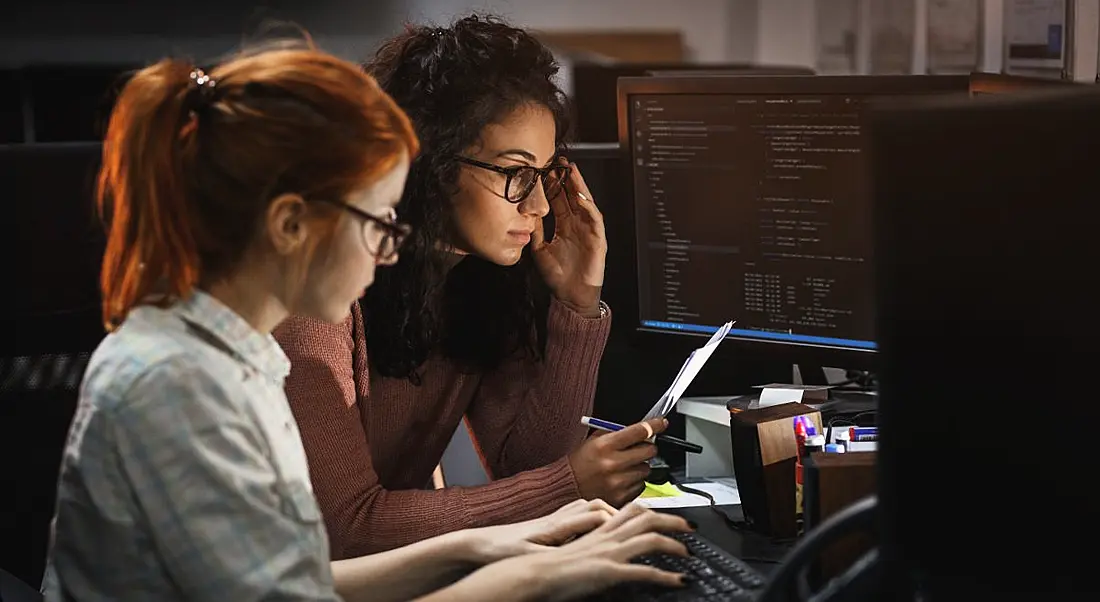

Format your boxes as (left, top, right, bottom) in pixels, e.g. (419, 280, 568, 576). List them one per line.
(618, 75, 970, 361)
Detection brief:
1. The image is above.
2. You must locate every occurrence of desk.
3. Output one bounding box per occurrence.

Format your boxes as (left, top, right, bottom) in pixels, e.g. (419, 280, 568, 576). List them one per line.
(669, 394, 878, 575)
(651, 472, 793, 574)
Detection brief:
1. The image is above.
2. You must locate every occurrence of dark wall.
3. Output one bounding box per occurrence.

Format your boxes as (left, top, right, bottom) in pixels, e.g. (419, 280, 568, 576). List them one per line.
(1, 142, 105, 587)
(1, 1, 405, 65)
(3, 1, 401, 36)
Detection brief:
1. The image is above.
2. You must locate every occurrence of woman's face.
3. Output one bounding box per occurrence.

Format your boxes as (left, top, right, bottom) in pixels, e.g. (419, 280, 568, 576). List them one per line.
(449, 101, 557, 266)
(296, 156, 410, 323)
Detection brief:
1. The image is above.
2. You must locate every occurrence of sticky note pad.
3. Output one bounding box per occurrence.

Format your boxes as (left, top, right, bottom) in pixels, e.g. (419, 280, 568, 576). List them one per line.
(640, 482, 683, 498)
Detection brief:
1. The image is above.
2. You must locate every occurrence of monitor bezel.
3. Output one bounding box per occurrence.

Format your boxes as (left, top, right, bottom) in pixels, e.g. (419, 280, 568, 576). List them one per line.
(614, 74, 972, 370)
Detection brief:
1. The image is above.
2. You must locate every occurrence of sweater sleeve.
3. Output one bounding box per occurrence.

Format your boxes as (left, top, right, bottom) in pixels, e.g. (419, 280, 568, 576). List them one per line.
(273, 302, 599, 560)
(464, 297, 612, 485)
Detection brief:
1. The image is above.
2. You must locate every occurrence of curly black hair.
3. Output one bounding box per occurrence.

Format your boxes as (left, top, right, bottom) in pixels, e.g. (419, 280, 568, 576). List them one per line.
(362, 14, 571, 382)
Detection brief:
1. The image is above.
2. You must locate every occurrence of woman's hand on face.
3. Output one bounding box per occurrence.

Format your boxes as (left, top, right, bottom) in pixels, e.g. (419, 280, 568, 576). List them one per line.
(531, 158, 608, 317)
(448, 503, 690, 602)
(462, 499, 618, 564)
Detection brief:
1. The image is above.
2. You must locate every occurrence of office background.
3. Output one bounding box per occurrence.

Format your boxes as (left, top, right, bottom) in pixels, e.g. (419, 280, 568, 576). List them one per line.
(4, 1, 1097, 80)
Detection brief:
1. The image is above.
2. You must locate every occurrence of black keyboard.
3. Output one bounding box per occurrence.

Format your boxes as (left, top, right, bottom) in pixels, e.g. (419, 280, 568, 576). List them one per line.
(583, 531, 768, 601)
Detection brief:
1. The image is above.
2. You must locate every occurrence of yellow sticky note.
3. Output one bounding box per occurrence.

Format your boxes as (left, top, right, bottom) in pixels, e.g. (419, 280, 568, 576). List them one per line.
(640, 481, 683, 498)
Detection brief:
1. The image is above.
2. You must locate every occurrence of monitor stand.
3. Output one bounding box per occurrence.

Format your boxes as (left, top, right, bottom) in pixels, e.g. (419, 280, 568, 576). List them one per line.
(796, 364, 830, 386)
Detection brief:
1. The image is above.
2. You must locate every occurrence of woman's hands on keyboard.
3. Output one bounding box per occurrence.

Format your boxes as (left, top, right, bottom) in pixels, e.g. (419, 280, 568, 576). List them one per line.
(432, 503, 692, 601)
(462, 498, 619, 564)
(537, 503, 691, 600)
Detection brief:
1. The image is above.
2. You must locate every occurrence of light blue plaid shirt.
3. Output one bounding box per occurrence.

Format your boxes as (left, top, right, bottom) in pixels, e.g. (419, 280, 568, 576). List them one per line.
(42, 291, 341, 601)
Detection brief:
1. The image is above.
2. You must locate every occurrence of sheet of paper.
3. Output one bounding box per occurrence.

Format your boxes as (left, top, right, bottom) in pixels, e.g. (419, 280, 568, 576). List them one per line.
(653, 350, 697, 417)
(651, 321, 732, 417)
(757, 388, 807, 408)
(643, 321, 735, 420)
(659, 321, 734, 415)
(633, 481, 742, 509)
(645, 356, 693, 420)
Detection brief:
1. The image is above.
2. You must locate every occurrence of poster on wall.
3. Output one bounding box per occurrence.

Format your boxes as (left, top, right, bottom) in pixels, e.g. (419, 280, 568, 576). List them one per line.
(815, 0, 860, 74)
(870, 0, 916, 74)
(1004, 0, 1068, 72)
(927, 0, 983, 73)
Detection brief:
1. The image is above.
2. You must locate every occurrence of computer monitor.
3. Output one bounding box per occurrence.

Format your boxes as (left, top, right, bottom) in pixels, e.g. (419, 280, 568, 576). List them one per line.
(571, 62, 814, 143)
(617, 74, 972, 371)
(870, 86, 1099, 596)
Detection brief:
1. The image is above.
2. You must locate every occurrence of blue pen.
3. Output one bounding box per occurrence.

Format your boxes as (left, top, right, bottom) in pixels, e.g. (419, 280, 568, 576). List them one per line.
(580, 416, 703, 454)
(581, 416, 627, 432)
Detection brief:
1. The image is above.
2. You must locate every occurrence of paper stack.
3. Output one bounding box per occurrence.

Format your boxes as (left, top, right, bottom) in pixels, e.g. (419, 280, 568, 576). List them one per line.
(643, 320, 735, 420)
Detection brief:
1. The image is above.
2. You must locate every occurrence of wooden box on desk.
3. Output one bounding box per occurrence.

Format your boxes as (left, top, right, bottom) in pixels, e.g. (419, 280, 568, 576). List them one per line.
(803, 451, 877, 580)
(728, 401, 822, 538)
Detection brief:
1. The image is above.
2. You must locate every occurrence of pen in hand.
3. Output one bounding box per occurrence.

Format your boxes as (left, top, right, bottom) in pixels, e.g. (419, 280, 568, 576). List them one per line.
(581, 416, 703, 454)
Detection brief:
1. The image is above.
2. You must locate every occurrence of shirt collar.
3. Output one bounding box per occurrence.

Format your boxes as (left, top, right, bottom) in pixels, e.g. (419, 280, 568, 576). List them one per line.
(173, 290, 291, 383)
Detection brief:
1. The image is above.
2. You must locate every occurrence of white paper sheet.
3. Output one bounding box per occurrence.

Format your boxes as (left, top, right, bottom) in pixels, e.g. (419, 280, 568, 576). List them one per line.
(643, 321, 735, 420)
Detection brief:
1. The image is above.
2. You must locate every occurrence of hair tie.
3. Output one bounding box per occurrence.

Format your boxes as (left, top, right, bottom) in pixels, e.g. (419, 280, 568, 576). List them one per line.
(184, 68, 218, 116)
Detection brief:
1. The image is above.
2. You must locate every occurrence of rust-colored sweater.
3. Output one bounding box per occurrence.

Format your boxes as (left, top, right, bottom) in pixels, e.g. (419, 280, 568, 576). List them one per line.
(273, 298, 611, 560)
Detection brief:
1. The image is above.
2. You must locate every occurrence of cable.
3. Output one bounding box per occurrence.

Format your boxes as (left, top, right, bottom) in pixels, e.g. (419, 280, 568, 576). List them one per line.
(668, 477, 795, 561)
(828, 370, 877, 392)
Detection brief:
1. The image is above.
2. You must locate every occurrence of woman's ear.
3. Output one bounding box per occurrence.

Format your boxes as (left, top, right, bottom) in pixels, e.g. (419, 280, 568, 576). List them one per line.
(266, 193, 311, 255)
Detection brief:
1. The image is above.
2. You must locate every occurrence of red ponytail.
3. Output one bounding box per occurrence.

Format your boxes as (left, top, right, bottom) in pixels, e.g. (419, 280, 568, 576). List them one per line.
(99, 60, 204, 329)
(97, 47, 418, 330)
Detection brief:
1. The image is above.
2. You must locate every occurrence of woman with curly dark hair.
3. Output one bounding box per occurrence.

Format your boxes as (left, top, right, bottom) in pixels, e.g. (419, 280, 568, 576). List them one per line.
(274, 15, 665, 558)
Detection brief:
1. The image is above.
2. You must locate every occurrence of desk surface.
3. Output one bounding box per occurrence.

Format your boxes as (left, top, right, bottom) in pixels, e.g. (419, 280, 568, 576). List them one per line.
(666, 504, 793, 575)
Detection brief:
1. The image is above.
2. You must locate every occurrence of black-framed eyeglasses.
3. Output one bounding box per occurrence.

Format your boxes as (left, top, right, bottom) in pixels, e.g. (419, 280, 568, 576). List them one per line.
(454, 155, 571, 204)
(313, 199, 411, 262)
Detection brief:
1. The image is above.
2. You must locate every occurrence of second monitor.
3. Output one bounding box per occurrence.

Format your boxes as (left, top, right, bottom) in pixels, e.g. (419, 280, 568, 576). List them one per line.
(616, 74, 973, 368)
